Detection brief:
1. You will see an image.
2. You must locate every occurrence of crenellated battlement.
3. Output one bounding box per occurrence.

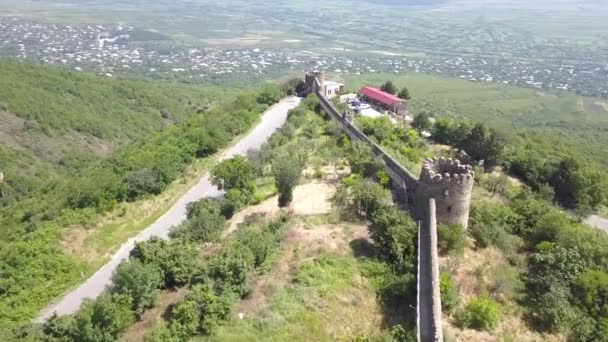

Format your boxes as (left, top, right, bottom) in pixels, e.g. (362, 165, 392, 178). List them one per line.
(420, 157, 475, 186)
(417, 157, 474, 229)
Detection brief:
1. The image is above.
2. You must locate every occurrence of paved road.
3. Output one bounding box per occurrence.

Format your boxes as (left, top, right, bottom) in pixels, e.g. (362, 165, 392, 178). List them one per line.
(585, 214, 608, 234)
(37, 96, 301, 321)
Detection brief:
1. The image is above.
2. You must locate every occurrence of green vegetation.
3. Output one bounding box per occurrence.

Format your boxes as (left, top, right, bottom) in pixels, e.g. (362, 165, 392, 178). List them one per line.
(398, 86, 411, 101)
(437, 223, 466, 256)
(272, 152, 305, 207)
(439, 271, 459, 314)
(354, 115, 428, 172)
(457, 295, 501, 331)
(380, 80, 397, 95)
(344, 72, 608, 170)
(0, 60, 294, 335)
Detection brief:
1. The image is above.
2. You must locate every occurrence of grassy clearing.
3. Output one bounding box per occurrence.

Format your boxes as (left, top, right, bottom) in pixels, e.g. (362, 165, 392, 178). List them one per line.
(209, 253, 387, 342)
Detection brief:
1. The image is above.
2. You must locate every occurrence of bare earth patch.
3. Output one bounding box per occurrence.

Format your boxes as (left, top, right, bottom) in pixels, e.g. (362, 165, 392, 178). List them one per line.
(225, 180, 336, 237)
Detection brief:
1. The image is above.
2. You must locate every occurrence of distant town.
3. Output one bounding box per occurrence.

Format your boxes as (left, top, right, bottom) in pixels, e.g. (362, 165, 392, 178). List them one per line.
(1, 18, 606, 97)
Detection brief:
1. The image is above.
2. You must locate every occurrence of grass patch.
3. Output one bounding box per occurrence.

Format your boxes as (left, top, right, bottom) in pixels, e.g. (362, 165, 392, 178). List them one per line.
(209, 253, 386, 341)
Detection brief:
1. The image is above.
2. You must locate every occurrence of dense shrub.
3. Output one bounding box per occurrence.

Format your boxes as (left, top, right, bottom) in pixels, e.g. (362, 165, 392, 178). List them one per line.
(457, 295, 501, 330)
(370, 206, 417, 265)
(122, 168, 165, 201)
(171, 198, 227, 243)
(437, 223, 466, 256)
(440, 271, 459, 314)
(110, 259, 163, 316)
(130, 238, 198, 287)
(469, 203, 520, 252)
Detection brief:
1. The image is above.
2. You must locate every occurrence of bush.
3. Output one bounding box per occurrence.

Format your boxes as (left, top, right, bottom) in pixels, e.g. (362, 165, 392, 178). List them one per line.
(369, 206, 417, 265)
(211, 156, 254, 191)
(440, 271, 459, 314)
(72, 293, 135, 342)
(171, 198, 227, 243)
(110, 259, 163, 316)
(130, 238, 198, 287)
(437, 223, 466, 256)
(457, 295, 501, 330)
(122, 168, 166, 201)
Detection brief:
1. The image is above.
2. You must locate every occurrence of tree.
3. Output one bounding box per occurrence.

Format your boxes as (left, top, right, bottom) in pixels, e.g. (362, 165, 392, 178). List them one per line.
(272, 153, 303, 207)
(211, 156, 254, 191)
(412, 112, 433, 133)
(172, 198, 227, 242)
(345, 140, 374, 176)
(437, 223, 466, 256)
(380, 80, 397, 95)
(122, 168, 166, 201)
(370, 206, 417, 264)
(397, 87, 411, 100)
(73, 293, 135, 342)
(460, 123, 505, 168)
(130, 238, 198, 287)
(110, 259, 163, 316)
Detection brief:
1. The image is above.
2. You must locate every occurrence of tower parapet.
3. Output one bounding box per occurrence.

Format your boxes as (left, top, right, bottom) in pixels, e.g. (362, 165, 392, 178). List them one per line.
(304, 70, 326, 93)
(416, 157, 474, 228)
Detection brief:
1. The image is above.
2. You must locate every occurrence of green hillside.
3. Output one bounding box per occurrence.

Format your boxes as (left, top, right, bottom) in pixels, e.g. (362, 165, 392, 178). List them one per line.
(0, 59, 286, 334)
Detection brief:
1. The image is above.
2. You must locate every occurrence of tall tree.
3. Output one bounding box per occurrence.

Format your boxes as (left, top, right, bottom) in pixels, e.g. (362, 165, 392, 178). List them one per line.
(397, 87, 411, 100)
(380, 80, 397, 95)
(272, 153, 303, 207)
(461, 123, 505, 168)
(412, 112, 433, 133)
(211, 156, 254, 191)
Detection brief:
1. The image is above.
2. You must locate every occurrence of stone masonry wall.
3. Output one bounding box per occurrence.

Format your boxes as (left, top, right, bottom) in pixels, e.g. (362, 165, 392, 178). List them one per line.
(416, 157, 474, 229)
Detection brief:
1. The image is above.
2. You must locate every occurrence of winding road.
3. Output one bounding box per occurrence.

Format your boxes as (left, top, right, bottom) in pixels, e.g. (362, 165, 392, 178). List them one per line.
(37, 96, 301, 321)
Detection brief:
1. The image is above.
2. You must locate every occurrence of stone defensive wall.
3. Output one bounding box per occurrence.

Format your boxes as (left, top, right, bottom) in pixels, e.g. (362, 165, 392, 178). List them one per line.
(308, 73, 474, 342)
(314, 81, 420, 193)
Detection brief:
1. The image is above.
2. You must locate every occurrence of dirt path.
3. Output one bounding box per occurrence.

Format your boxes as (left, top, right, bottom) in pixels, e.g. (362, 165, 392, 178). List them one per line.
(585, 214, 608, 234)
(37, 96, 301, 321)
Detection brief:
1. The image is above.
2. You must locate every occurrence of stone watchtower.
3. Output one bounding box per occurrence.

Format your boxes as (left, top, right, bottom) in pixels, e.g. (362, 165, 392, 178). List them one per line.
(304, 71, 325, 93)
(416, 158, 474, 229)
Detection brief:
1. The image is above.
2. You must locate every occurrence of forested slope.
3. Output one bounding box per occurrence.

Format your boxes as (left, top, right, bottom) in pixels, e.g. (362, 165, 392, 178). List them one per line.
(0, 59, 288, 335)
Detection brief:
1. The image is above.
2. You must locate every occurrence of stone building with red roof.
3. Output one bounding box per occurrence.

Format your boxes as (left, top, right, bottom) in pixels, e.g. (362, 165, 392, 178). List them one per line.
(360, 86, 407, 116)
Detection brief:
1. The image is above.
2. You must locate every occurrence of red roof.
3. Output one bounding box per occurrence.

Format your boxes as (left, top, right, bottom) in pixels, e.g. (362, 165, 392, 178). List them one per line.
(360, 86, 404, 106)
